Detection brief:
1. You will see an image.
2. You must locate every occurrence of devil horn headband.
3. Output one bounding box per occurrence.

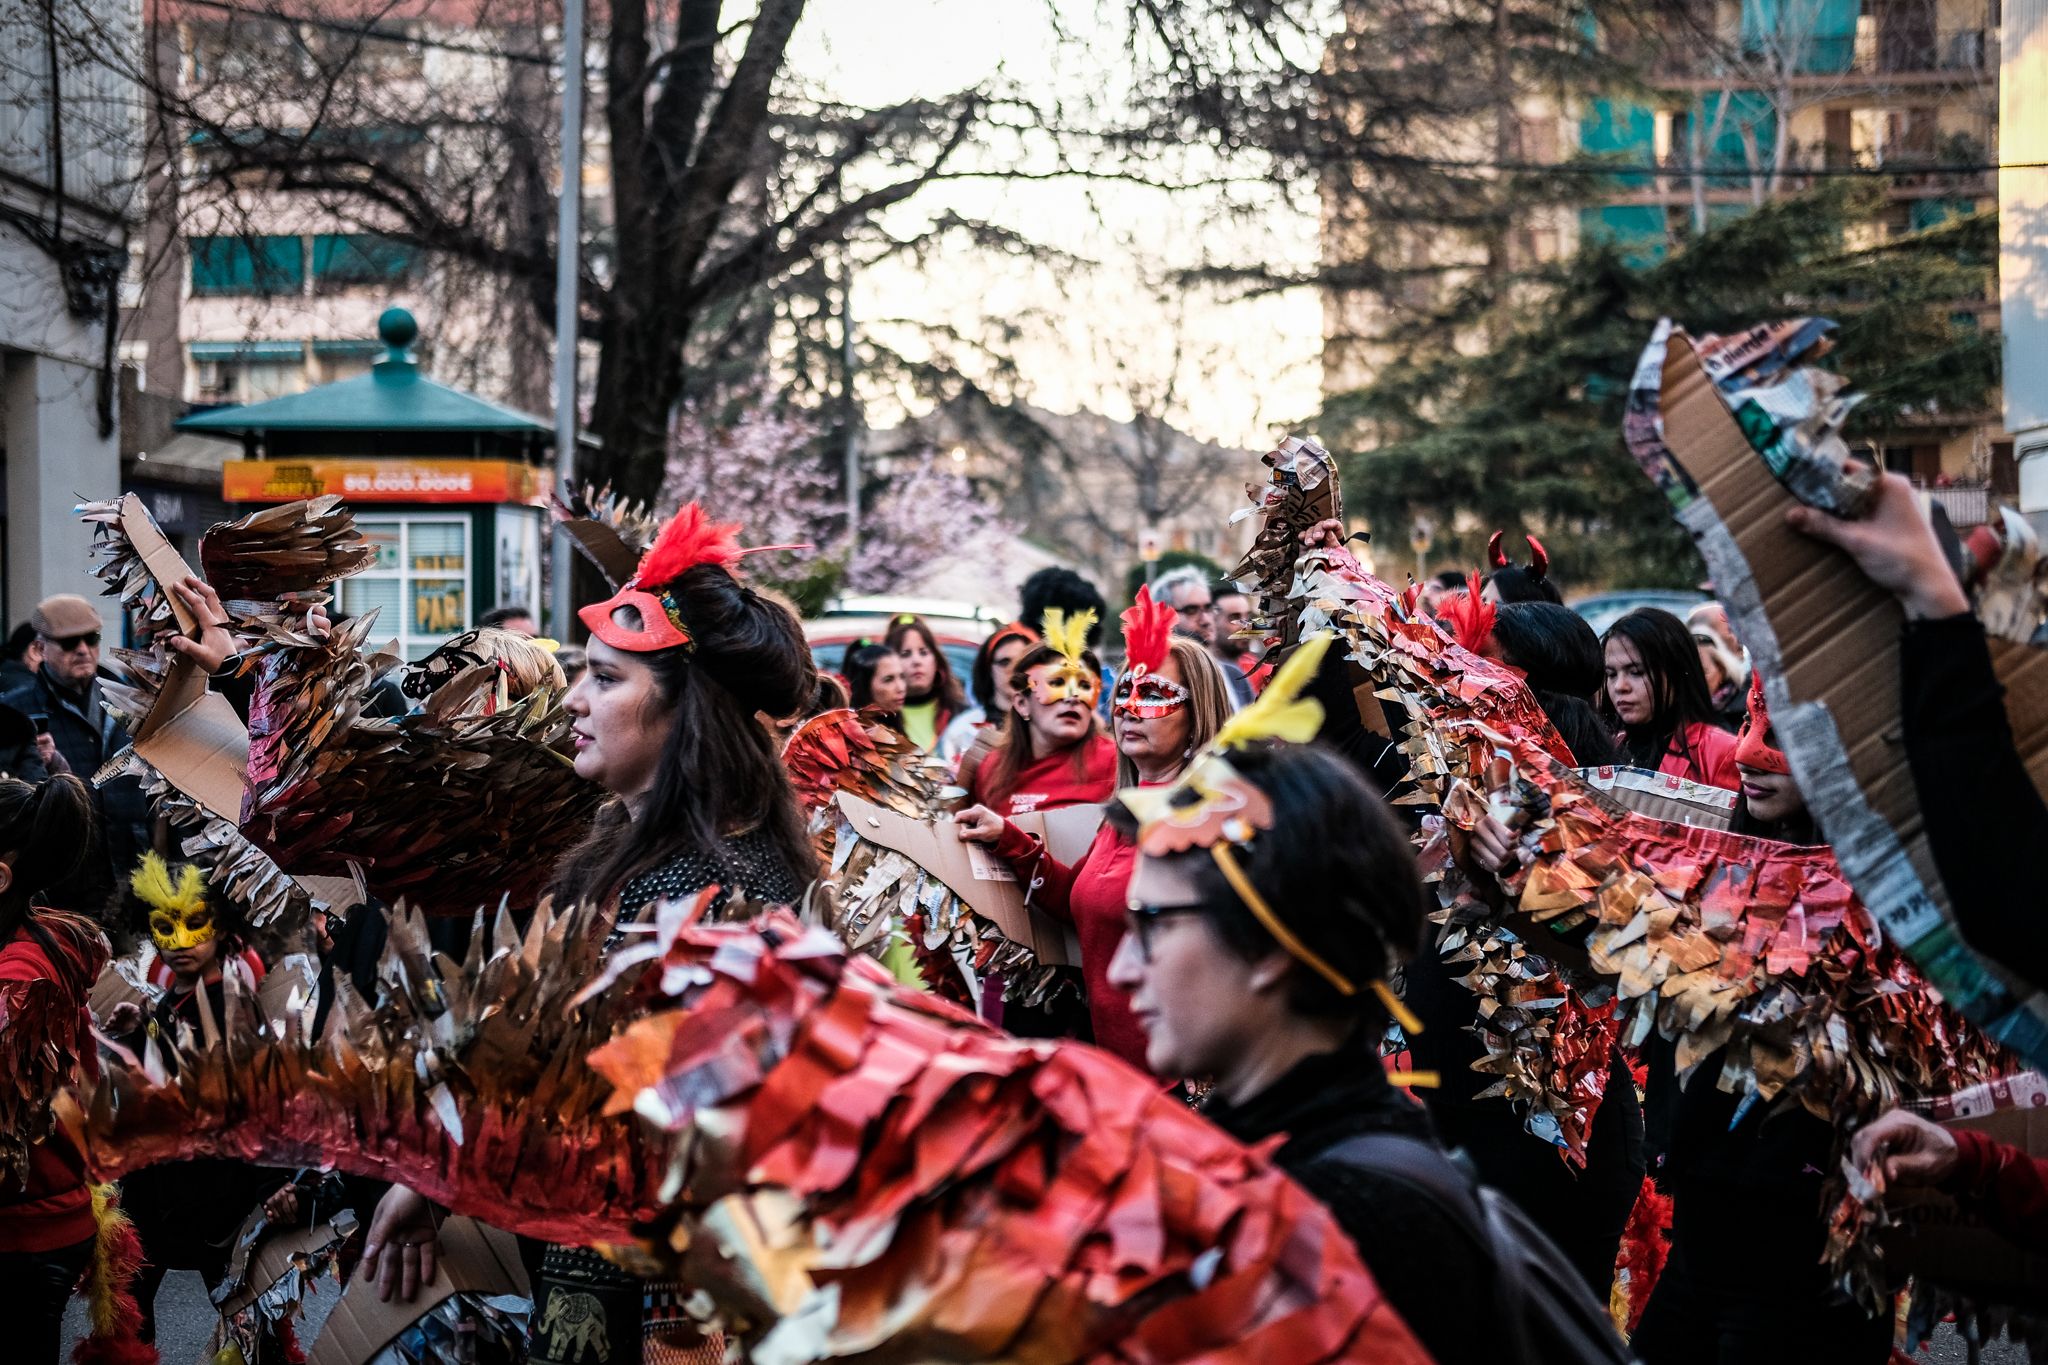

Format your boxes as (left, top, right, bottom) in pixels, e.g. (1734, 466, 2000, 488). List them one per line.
(1487, 530, 1550, 583)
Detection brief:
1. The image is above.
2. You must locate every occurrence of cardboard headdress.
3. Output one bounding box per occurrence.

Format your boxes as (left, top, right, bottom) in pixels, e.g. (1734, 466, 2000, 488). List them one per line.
(1113, 586, 1188, 718)
(1732, 671, 1788, 775)
(1119, 635, 1420, 1027)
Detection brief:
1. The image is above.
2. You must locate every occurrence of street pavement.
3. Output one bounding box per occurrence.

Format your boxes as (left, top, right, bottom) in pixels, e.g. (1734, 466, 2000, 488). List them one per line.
(63, 1266, 2028, 1363)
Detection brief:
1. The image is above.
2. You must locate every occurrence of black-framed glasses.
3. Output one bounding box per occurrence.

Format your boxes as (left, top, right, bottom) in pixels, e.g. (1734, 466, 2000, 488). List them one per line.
(1123, 902, 1204, 962)
(1174, 602, 1214, 617)
(47, 632, 100, 651)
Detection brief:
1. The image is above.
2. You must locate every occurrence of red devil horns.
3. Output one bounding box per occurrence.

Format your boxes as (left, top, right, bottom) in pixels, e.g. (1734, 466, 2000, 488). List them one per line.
(1487, 530, 1550, 583)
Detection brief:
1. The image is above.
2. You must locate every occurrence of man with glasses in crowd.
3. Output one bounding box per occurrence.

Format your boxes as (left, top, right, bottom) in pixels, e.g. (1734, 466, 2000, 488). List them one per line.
(0, 595, 151, 918)
(1151, 566, 1252, 708)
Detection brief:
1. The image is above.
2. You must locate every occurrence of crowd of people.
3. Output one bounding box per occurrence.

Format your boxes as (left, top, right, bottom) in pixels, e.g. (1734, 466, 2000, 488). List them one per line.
(0, 463, 2042, 1365)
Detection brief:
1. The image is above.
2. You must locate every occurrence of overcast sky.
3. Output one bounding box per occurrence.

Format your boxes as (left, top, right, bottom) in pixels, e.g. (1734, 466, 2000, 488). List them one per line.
(785, 0, 1325, 450)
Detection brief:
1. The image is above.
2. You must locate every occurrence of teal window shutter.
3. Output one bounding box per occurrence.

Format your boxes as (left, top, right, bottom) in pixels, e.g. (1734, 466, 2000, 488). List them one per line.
(312, 233, 419, 288)
(193, 236, 304, 295)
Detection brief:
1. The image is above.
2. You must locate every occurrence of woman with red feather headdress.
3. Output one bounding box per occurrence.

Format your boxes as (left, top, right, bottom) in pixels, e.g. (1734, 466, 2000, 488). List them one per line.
(953, 586, 1235, 1069)
(362, 502, 820, 1365)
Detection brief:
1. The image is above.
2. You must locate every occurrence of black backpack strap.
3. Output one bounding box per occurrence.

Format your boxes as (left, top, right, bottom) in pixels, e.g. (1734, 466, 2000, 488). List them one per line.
(1322, 1131, 1638, 1365)
(1322, 1131, 1540, 1365)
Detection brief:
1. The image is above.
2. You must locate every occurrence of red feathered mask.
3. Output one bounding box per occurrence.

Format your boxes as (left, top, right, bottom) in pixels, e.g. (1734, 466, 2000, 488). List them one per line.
(1441, 572, 1496, 653)
(1733, 673, 1788, 775)
(579, 504, 767, 653)
(1121, 585, 1176, 676)
(1113, 586, 1189, 719)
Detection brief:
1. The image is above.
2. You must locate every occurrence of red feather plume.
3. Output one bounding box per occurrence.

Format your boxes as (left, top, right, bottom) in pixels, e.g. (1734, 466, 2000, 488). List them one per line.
(1441, 571, 1496, 653)
(631, 503, 746, 589)
(1122, 584, 1176, 673)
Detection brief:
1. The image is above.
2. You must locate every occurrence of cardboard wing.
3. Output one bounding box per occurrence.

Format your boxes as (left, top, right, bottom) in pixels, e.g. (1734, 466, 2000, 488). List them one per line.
(833, 792, 1094, 966)
(307, 1216, 530, 1365)
(114, 494, 254, 822)
(1643, 330, 2048, 1065)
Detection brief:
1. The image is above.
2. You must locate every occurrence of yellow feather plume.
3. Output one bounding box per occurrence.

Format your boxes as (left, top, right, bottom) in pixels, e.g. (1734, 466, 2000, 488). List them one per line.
(130, 850, 207, 917)
(1212, 631, 1334, 751)
(1041, 607, 1097, 668)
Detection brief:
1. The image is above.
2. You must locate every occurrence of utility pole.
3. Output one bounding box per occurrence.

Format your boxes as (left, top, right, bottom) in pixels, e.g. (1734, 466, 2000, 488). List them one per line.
(548, 0, 585, 638)
(841, 254, 860, 542)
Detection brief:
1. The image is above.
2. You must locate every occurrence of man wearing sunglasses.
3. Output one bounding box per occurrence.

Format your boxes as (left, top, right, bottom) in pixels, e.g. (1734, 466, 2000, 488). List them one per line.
(0, 595, 151, 916)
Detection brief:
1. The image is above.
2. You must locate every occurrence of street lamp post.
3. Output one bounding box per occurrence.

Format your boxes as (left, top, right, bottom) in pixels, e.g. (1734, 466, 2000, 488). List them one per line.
(549, 0, 585, 638)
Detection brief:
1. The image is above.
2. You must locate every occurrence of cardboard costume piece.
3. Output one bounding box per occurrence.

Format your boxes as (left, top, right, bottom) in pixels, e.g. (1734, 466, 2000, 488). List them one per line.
(1623, 323, 2048, 1071)
(82, 494, 603, 923)
(1233, 442, 2014, 1227)
(62, 890, 1441, 1365)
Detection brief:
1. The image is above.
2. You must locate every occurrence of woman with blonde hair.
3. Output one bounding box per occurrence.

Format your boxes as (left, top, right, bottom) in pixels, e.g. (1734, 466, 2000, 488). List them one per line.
(954, 587, 1233, 1069)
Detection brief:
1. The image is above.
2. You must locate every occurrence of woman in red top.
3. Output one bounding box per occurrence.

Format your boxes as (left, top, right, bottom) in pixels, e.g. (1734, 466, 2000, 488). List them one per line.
(961, 617, 1116, 817)
(955, 590, 1234, 1068)
(1600, 608, 1739, 792)
(0, 775, 118, 1365)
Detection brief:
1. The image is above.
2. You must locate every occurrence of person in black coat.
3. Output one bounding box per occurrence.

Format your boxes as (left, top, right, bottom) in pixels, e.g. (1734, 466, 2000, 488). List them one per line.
(0, 596, 149, 919)
(1107, 741, 1528, 1365)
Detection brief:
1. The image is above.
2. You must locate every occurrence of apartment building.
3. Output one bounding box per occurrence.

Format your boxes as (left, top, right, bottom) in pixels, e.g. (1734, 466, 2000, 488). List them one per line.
(121, 2, 571, 419)
(1322, 0, 2012, 494)
(0, 0, 142, 621)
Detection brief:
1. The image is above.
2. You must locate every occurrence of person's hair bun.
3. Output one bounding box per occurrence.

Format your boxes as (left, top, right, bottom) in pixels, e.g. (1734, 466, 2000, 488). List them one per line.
(0, 773, 93, 903)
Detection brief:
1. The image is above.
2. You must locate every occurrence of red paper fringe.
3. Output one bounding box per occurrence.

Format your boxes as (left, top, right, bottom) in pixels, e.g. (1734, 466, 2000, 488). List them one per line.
(70, 1185, 157, 1365)
(1615, 1176, 1673, 1338)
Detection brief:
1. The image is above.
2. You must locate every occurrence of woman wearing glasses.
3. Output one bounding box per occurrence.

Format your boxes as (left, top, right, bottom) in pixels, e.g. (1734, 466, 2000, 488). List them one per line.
(1109, 731, 1617, 1365)
(953, 588, 1233, 1067)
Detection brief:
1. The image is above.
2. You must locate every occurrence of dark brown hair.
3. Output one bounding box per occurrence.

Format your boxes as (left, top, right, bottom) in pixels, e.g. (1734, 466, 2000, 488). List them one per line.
(977, 642, 1105, 807)
(0, 774, 93, 934)
(551, 565, 819, 909)
(1599, 608, 1722, 772)
(1110, 742, 1425, 1021)
(883, 615, 966, 714)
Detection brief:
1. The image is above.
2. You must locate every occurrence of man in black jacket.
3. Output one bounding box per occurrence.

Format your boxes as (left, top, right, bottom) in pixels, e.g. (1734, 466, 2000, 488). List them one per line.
(0, 595, 151, 920)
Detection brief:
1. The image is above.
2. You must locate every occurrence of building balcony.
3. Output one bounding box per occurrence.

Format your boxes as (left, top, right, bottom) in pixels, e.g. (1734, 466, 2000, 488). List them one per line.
(1647, 28, 1996, 87)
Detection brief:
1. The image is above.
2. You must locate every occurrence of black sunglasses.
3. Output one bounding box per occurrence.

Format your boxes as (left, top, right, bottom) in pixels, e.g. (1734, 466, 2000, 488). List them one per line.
(46, 632, 100, 651)
(1123, 902, 1205, 962)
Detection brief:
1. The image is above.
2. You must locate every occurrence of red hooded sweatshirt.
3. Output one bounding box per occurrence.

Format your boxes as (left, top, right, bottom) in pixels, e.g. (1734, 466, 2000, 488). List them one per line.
(0, 911, 107, 1253)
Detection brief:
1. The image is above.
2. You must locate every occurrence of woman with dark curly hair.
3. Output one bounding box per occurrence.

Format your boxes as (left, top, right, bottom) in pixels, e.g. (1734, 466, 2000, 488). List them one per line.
(364, 505, 819, 1365)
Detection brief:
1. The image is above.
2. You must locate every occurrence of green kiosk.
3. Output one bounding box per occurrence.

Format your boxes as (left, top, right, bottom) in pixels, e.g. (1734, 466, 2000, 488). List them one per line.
(178, 309, 555, 659)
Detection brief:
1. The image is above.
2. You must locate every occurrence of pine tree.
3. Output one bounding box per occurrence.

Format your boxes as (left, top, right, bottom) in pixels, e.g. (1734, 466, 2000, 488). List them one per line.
(1321, 182, 1999, 590)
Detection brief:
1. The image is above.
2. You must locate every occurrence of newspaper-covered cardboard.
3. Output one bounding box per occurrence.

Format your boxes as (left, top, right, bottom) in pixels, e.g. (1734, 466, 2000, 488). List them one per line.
(213, 1206, 359, 1321)
(115, 495, 254, 822)
(308, 1216, 530, 1365)
(833, 792, 1096, 966)
(1579, 764, 1736, 830)
(1633, 325, 2048, 1067)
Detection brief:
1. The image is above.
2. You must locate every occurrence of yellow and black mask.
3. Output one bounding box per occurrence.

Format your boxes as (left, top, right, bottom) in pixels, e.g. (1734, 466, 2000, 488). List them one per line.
(132, 852, 214, 953)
